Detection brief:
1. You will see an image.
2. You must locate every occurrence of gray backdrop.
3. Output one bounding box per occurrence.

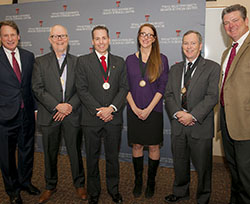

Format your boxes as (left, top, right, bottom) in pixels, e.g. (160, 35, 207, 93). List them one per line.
(0, 0, 206, 167)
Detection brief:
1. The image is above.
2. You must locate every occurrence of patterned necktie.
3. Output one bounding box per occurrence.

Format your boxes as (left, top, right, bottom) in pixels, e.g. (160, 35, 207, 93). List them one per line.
(100, 55, 107, 72)
(11, 51, 21, 83)
(220, 43, 239, 106)
(182, 62, 193, 110)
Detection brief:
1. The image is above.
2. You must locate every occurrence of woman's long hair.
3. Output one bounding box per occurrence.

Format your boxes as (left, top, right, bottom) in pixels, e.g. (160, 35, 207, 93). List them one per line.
(137, 23, 162, 83)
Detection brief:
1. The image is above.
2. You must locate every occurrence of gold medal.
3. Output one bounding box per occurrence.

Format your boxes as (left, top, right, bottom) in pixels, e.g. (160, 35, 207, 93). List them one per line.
(60, 77, 64, 86)
(139, 80, 146, 87)
(181, 87, 186, 94)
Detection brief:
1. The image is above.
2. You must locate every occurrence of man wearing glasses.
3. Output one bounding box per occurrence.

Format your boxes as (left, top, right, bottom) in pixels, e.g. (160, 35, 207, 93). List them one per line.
(32, 24, 87, 203)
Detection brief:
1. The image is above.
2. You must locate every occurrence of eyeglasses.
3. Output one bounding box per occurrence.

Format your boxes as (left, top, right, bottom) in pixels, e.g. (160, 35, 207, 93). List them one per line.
(50, 34, 68, 40)
(139, 32, 155, 38)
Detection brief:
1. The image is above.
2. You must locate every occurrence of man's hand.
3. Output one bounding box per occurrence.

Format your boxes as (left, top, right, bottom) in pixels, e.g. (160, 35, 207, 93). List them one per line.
(53, 112, 66, 121)
(96, 106, 114, 122)
(56, 103, 72, 115)
(176, 111, 195, 126)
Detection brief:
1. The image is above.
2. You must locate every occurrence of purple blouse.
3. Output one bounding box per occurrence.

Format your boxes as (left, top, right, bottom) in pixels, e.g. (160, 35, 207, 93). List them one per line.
(126, 53, 169, 113)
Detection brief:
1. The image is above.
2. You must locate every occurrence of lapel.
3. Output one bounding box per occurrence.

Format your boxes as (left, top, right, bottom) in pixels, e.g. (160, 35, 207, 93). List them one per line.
(19, 47, 26, 83)
(0, 46, 21, 84)
(174, 62, 184, 105)
(225, 33, 250, 82)
(48, 52, 62, 88)
(107, 53, 117, 85)
(65, 54, 74, 98)
(187, 56, 206, 95)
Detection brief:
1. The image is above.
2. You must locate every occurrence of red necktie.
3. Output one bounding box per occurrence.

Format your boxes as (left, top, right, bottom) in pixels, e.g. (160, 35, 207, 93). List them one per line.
(11, 51, 21, 83)
(220, 43, 238, 106)
(100, 55, 107, 72)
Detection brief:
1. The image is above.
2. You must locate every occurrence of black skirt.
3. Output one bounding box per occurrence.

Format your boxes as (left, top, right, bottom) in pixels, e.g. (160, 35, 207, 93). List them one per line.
(127, 108, 163, 146)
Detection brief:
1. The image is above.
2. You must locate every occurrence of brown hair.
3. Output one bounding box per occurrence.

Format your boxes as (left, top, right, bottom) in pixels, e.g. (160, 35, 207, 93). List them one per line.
(91, 25, 109, 39)
(221, 4, 247, 22)
(0, 21, 20, 35)
(182, 30, 202, 44)
(137, 23, 162, 83)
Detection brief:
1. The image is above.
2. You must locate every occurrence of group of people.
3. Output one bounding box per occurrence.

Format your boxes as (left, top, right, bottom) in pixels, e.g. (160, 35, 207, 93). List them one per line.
(0, 3, 249, 204)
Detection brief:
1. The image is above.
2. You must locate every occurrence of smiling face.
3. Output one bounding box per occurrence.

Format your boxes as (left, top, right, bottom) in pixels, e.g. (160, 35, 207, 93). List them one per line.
(138, 25, 155, 49)
(0, 25, 20, 51)
(49, 25, 69, 57)
(182, 32, 202, 62)
(223, 10, 249, 42)
(92, 29, 110, 55)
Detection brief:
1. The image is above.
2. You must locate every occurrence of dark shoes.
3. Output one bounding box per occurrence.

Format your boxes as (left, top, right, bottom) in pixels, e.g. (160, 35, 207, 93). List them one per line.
(38, 189, 57, 204)
(9, 194, 22, 204)
(21, 184, 41, 195)
(111, 193, 123, 203)
(164, 194, 189, 203)
(76, 187, 87, 201)
(88, 196, 99, 204)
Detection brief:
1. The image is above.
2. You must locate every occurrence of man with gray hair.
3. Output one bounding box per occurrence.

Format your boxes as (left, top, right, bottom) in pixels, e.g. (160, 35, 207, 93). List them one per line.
(220, 4, 250, 204)
(32, 24, 87, 203)
(165, 30, 220, 204)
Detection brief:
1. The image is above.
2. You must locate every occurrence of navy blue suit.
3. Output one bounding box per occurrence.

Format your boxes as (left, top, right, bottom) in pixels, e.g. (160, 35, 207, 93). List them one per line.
(0, 46, 36, 196)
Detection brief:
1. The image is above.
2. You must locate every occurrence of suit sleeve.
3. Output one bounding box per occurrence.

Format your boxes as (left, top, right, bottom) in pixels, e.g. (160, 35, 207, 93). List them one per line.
(32, 58, 59, 113)
(75, 56, 102, 115)
(110, 59, 129, 111)
(190, 62, 220, 123)
(164, 66, 182, 118)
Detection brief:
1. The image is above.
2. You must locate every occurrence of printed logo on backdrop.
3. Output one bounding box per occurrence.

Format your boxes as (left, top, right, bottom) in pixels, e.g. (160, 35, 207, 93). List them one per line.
(89, 47, 93, 53)
(116, 1, 121, 8)
(19, 41, 32, 48)
(5, 8, 31, 21)
(160, 29, 182, 44)
(51, 4, 80, 18)
(160, 3, 198, 12)
(145, 15, 150, 22)
(111, 31, 135, 45)
(103, 0, 134, 15)
(76, 21, 102, 31)
(27, 20, 50, 33)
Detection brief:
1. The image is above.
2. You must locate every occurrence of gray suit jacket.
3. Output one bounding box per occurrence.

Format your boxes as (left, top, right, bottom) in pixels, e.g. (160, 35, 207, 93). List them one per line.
(76, 52, 128, 126)
(32, 52, 81, 127)
(165, 56, 220, 139)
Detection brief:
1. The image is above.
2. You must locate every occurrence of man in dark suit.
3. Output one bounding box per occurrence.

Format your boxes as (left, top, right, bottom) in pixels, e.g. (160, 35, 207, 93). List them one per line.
(164, 30, 220, 204)
(76, 25, 128, 204)
(32, 24, 87, 203)
(0, 21, 40, 204)
(219, 4, 250, 204)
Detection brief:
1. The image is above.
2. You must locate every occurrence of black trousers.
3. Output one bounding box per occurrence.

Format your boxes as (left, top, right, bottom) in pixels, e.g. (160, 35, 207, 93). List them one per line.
(0, 109, 35, 196)
(41, 121, 85, 190)
(220, 107, 250, 204)
(83, 124, 122, 197)
(171, 126, 212, 204)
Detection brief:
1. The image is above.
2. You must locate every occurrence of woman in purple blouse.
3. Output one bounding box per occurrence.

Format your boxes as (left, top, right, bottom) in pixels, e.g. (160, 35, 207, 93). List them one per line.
(126, 23, 169, 198)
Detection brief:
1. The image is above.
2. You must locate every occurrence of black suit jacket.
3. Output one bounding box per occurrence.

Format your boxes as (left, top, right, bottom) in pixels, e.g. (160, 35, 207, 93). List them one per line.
(0, 46, 35, 124)
(76, 52, 128, 126)
(165, 56, 220, 139)
(32, 52, 81, 127)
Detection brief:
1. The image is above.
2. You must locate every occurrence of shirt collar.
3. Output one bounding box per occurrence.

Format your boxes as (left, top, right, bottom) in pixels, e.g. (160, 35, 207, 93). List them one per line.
(233, 30, 249, 47)
(3, 46, 19, 55)
(95, 50, 108, 61)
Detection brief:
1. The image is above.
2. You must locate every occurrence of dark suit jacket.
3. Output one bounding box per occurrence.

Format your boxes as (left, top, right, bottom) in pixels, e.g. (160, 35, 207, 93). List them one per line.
(165, 56, 220, 139)
(76, 52, 128, 126)
(0, 46, 35, 124)
(32, 52, 81, 127)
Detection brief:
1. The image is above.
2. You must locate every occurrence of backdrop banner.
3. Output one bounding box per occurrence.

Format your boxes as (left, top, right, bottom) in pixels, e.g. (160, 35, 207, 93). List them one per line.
(0, 0, 205, 167)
